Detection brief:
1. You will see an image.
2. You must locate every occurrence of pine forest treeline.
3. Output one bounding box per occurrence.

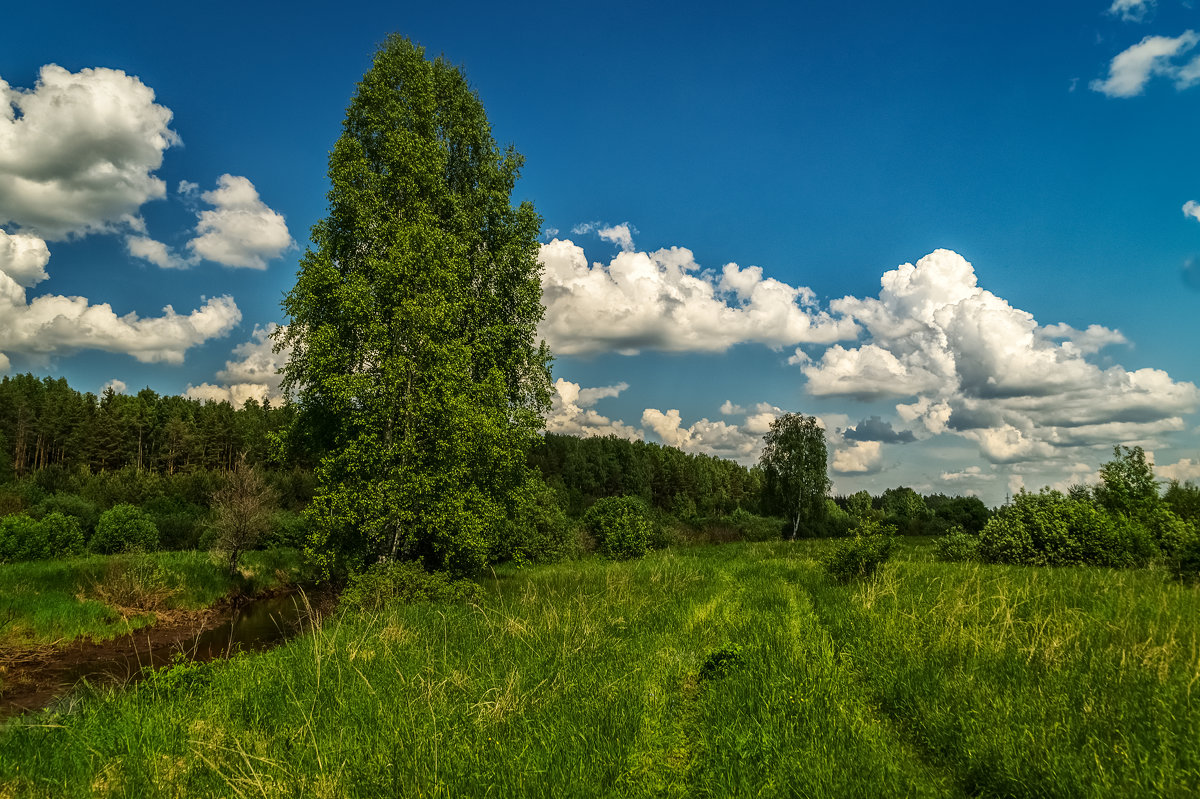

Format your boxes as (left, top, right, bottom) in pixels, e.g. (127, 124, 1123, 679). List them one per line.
(0, 373, 300, 480)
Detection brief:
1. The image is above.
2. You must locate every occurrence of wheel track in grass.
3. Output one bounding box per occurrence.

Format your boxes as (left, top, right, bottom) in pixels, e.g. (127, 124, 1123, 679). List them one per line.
(794, 559, 975, 798)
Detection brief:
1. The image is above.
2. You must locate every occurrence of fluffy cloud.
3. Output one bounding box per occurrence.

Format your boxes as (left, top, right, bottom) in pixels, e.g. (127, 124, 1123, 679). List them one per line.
(0, 65, 178, 238)
(1090, 31, 1200, 98)
(0, 222, 240, 368)
(546, 378, 642, 440)
(802, 249, 1199, 464)
(940, 465, 995, 482)
(842, 416, 916, 443)
(184, 323, 289, 406)
(102, 379, 127, 395)
(1183, 200, 1200, 223)
(0, 230, 50, 287)
(1159, 458, 1200, 483)
(185, 175, 293, 269)
(0, 273, 240, 365)
(538, 236, 857, 356)
(642, 408, 763, 462)
(832, 441, 883, 475)
(1108, 0, 1155, 22)
(126, 235, 184, 269)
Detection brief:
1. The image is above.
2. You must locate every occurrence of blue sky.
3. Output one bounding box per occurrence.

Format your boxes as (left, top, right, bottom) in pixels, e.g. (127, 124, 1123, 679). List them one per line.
(2, 0, 1199, 503)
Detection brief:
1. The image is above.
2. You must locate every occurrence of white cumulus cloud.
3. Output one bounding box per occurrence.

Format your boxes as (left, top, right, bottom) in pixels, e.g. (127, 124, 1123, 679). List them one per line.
(1091, 31, 1200, 98)
(538, 236, 858, 356)
(832, 440, 883, 475)
(546, 378, 642, 440)
(0, 274, 240, 366)
(0, 64, 179, 239)
(184, 323, 290, 406)
(802, 249, 1199, 464)
(1159, 458, 1200, 483)
(0, 230, 50, 287)
(184, 175, 293, 269)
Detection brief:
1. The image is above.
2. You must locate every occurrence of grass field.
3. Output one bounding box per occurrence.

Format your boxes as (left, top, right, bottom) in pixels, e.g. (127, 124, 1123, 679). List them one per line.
(1, 540, 1198, 797)
(0, 549, 304, 648)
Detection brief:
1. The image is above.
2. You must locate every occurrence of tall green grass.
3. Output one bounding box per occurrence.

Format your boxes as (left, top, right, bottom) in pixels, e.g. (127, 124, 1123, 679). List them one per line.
(0, 549, 304, 647)
(1, 542, 1197, 797)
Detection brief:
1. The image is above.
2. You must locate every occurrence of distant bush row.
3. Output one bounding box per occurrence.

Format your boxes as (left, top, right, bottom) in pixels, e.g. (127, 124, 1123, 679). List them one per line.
(933, 448, 1200, 583)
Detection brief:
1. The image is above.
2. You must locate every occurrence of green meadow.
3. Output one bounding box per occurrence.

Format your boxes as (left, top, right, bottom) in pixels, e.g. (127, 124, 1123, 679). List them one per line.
(2, 539, 1198, 798)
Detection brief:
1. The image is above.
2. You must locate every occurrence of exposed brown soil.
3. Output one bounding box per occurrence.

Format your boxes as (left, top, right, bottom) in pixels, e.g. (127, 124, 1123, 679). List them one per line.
(0, 608, 218, 719)
(0, 587, 332, 720)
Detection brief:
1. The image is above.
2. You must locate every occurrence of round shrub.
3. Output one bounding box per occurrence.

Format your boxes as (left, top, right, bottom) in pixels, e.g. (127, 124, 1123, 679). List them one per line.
(40, 511, 85, 557)
(821, 518, 897, 582)
(91, 503, 159, 554)
(583, 496, 655, 559)
(340, 560, 480, 612)
(934, 526, 979, 563)
(0, 514, 45, 562)
(33, 492, 100, 535)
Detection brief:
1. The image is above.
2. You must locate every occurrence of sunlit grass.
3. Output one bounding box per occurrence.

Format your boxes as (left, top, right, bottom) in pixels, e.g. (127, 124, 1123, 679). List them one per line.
(0, 549, 304, 647)
(1, 541, 1197, 796)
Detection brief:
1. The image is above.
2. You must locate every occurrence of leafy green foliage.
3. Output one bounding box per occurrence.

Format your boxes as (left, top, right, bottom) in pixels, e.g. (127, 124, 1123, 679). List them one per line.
(281, 36, 551, 578)
(90, 503, 159, 554)
(38, 511, 85, 557)
(492, 475, 576, 565)
(760, 413, 831, 539)
(934, 526, 980, 562)
(1169, 534, 1200, 585)
(822, 519, 898, 582)
(1165, 480, 1200, 525)
(977, 489, 1157, 567)
(1094, 445, 1160, 522)
(582, 496, 656, 559)
(339, 559, 480, 612)
(0, 514, 42, 562)
(698, 643, 744, 681)
(140, 651, 215, 698)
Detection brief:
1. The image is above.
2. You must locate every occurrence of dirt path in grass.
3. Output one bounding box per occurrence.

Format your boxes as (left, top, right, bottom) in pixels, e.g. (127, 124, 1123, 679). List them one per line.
(0, 589, 333, 720)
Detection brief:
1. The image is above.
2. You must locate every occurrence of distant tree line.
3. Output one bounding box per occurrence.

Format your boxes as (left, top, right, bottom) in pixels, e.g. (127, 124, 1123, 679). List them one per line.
(0, 373, 304, 480)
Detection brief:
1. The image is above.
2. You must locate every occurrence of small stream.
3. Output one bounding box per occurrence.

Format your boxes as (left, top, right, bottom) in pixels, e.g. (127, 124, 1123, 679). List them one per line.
(2, 592, 320, 718)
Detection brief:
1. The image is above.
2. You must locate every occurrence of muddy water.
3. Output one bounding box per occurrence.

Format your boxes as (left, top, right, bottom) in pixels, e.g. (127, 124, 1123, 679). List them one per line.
(1, 592, 321, 719)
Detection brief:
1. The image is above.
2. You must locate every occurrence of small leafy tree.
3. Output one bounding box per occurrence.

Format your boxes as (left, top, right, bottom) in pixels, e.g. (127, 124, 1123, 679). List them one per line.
(210, 460, 278, 576)
(1094, 446, 1159, 522)
(760, 413, 831, 539)
(90, 504, 159, 554)
(583, 496, 655, 559)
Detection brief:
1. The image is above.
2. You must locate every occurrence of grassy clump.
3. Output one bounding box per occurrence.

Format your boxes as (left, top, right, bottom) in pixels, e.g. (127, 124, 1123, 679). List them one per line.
(821, 520, 898, 582)
(339, 559, 480, 612)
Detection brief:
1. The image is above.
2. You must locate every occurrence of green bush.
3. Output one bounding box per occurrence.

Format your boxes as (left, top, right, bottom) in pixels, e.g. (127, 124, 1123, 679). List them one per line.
(90, 503, 160, 554)
(143, 496, 207, 550)
(978, 489, 1161, 568)
(582, 496, 656, 559)
(32, 492, 100, 536)
(493, 476, 575, 565)
(934, 526, 979, 562)
(39, 511, 85, 557)
(266, 510, 310, 549)
(1169, 533, 1200, 585)
(822, 519, 897, 582)
(340, 560, 480, 612)
(0, 514, 45, 562)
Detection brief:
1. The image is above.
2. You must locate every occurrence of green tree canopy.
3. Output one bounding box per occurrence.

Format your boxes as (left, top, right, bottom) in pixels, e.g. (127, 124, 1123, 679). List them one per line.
(760, 413, 831, 539)
(280, 36, 552, 577)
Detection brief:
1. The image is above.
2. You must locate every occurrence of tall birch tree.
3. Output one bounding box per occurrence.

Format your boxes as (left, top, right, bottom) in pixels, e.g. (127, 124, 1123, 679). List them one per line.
(279, 36, 552, 577)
